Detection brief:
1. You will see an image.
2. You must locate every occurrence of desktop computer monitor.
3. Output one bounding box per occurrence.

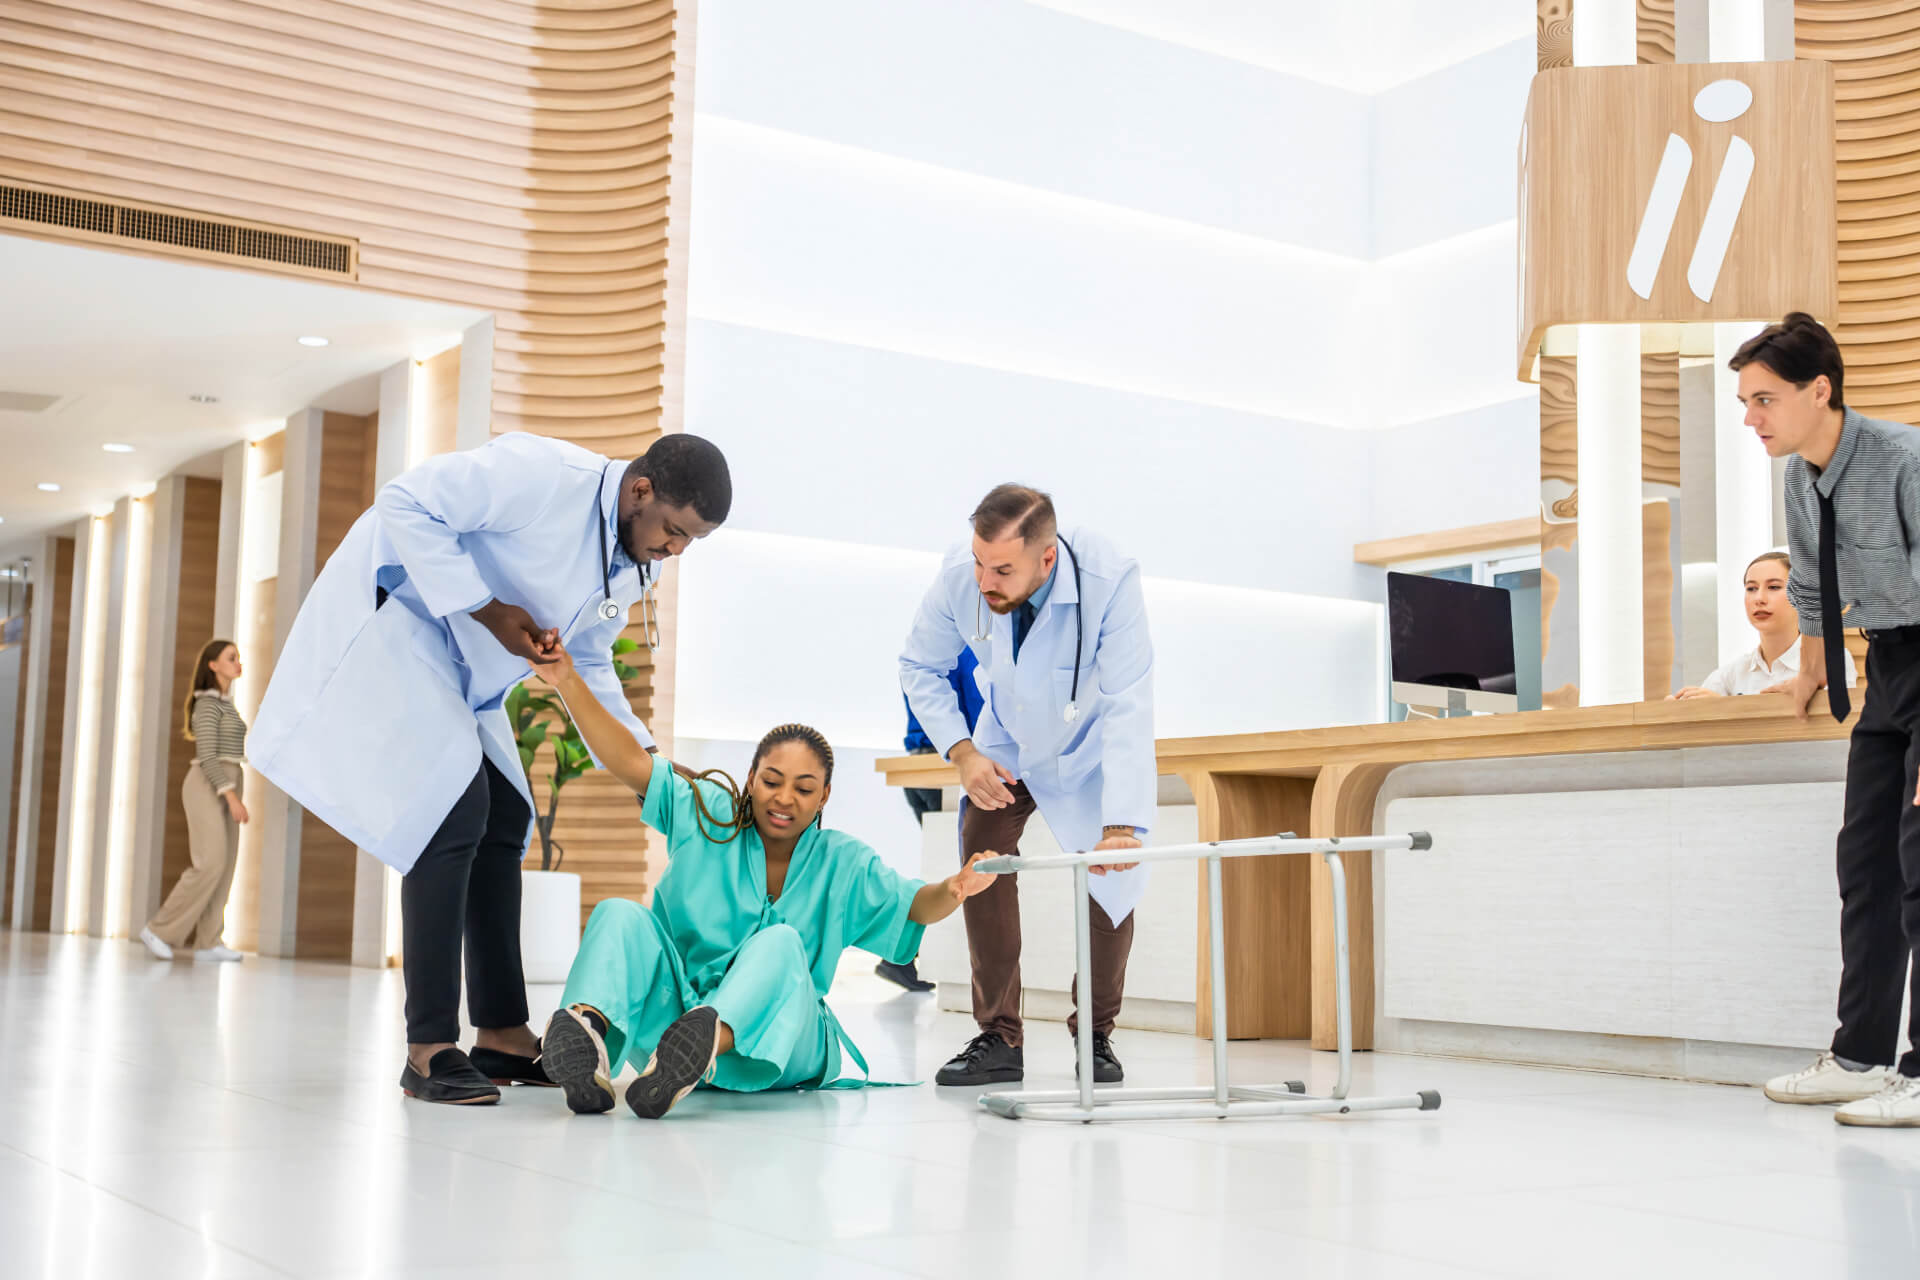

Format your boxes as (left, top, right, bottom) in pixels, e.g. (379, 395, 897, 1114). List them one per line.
(1387, 571, 1521, 715)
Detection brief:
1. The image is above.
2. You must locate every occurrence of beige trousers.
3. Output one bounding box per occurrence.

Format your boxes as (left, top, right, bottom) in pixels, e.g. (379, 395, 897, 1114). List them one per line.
(147, 770, 241, 949)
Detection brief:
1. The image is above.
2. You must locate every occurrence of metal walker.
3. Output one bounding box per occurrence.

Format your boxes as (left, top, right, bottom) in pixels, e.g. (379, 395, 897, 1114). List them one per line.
(972, 832, 1443, 1123)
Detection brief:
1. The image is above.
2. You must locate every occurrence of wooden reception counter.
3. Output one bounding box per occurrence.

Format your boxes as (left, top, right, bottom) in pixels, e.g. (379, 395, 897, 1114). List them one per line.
(877, 695, 1853, 1061)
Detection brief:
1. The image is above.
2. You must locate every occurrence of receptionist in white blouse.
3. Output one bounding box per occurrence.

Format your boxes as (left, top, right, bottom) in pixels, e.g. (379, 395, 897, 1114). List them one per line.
(1672, 551, 1859, 700)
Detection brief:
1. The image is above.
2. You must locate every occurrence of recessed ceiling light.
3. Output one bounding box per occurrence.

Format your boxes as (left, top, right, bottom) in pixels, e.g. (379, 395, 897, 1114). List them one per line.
(37, 482, 60, 493)
(102, 443, 134, 454)
(297, 335, 329, 348)
(189, 393, 219, 404)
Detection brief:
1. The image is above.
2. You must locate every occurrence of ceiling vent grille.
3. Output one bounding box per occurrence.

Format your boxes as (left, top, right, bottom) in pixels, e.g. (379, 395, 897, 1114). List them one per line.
(0, 181, 357, 279)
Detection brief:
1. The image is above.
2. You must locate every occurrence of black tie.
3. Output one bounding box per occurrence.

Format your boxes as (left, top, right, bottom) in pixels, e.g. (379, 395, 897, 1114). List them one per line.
(1013, 600, 1036, 660)
(1818, 488, 1851, 723)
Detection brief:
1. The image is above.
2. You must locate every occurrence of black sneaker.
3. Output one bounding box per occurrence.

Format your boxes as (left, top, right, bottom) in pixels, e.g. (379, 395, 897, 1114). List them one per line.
(399, 1048, 501, 1105)
(875, 959, 935, 992)
(936, 1031, 1024, 1086)
(1073, 1031, 1124, 1084)
(542, 1007, 616, 1115)
(469, 1042, 556, 1088)
(626, 1006, 721, 1119)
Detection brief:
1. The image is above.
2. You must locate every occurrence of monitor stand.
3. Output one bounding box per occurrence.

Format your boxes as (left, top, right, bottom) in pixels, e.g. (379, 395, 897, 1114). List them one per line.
(1405, 688, 1475, 720)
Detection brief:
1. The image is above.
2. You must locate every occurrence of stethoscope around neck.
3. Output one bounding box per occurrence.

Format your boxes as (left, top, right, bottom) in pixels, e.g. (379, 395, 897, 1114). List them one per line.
(971, 536, 1084, 725)
(596, 464, 660, 651)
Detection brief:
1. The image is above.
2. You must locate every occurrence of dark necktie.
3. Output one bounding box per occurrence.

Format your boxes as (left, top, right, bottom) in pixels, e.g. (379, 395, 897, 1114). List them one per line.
(1013, 600, 1037, 660)
(1818, 488, 1851, 723)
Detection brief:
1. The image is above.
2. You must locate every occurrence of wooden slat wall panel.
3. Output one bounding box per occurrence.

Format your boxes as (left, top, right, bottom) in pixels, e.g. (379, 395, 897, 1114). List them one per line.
(294, 413, 376, 962)
(1540, 0, 1573, 69)
(0, 0, 686, 921)
(158, 478, 223, 905)
(1637, 0, 1677, 63)
(1799, 2, 1920, 425)
(30, 538, 75, 932)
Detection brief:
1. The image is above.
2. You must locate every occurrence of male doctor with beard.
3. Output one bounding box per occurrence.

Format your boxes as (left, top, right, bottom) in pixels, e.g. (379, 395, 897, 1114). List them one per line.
(901, 483, 1154, 1086)
(250, 430, 730, 1105)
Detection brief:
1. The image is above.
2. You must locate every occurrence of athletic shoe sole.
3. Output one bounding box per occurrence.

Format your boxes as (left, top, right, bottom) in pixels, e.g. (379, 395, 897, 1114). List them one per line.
(627, 1006, 719, 1119)
(542, 1011, 615, 1115)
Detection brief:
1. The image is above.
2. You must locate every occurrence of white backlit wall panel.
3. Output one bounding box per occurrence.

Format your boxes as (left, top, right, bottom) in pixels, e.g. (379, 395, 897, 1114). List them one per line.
(697, 0, 1371, 255)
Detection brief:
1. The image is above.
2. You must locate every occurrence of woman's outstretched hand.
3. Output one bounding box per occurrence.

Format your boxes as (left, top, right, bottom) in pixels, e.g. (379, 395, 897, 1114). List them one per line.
(911, 852, 1000, 925)
(530, 644, 578, 688)
(947, 851, 1000, 903)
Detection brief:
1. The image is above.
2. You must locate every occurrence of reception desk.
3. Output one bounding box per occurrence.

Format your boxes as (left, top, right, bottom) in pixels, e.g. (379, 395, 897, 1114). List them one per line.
(878, 695, 1855, 1081)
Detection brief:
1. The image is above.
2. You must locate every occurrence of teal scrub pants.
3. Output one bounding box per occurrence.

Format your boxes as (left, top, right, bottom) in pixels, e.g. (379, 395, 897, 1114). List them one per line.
(559, 898, 832, 1092)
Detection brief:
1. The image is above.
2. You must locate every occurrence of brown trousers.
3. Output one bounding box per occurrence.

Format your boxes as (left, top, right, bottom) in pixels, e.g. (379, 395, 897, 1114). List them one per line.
(960, 782, 1134, 1046)
(147, 770, 241, 950)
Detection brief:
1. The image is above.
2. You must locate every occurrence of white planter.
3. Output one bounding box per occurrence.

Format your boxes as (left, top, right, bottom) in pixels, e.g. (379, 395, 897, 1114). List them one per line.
(520, 869, 582, 985)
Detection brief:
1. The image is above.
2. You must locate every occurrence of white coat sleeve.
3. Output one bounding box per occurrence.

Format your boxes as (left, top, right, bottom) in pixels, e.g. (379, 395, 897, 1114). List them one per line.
(374, 435, 562, 619)
(900, 572, 973, 759)
(572, 645, 656, 759)
(1096, 565, 1156, 835)
(1700, 661, 1734, 696)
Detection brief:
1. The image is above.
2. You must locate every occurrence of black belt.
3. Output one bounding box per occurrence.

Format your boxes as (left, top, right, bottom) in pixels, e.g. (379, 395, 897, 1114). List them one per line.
(1863, 624, 1920, 644)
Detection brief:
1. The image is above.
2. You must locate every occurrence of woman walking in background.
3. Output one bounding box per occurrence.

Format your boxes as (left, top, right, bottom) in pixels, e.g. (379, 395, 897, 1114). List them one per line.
(139, 639, 248, 963)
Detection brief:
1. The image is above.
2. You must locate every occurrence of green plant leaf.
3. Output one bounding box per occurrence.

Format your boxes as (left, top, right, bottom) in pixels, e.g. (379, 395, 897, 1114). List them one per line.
(612, 637, 639, 656)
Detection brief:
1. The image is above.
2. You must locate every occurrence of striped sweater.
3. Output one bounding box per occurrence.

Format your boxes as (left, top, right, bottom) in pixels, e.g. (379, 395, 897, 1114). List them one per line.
(190, 690, 248, 794)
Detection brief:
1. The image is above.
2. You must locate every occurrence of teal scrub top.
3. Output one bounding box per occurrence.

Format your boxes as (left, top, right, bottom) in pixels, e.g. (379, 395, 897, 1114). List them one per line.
(642, 759, 927, 1039)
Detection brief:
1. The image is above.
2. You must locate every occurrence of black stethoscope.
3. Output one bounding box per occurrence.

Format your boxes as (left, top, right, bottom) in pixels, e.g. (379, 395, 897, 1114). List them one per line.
(971, 536, 1084, 725)
(596, 465, 660, 650)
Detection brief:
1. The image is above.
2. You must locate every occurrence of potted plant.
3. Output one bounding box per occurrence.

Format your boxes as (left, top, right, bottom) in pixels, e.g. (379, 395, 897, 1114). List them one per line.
(509, 636, 644, 983)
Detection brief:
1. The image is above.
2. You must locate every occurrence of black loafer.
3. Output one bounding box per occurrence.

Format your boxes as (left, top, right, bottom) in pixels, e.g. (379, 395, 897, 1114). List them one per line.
(400, 1048, 501, 1105)
(875, 959, 935, 992)
(1073, 1032, 1124, 1084)
(627, 1006, 720, 1119)
(936, 1031, 1023, 1086)
(469, 1043, 556, 1088)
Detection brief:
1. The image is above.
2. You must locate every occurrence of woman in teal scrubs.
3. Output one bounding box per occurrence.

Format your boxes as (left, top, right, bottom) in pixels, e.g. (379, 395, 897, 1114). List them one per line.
(531, 646, 997, 1119)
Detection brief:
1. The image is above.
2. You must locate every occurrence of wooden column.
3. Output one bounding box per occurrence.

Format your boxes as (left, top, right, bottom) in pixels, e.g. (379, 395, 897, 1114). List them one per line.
(1186, 771, 1314, 1039)
(147, 478, 224, 926)
(291, 412, 378, 962)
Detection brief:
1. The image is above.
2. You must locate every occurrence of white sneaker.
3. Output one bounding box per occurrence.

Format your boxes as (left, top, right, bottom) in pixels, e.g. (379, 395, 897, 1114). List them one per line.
(1763, 1052, 1894, 1104)
(138, 927, 173, 961)
(1836, 1074, 1920, 1127)
(194, 945, 243, 963)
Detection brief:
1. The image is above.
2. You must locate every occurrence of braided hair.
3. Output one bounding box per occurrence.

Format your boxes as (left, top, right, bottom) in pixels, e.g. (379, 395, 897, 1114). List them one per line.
(678, 723, 836, 844)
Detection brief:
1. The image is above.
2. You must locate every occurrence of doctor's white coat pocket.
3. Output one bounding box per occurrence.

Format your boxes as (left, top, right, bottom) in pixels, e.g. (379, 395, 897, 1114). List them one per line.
(250, 601, 482, 874)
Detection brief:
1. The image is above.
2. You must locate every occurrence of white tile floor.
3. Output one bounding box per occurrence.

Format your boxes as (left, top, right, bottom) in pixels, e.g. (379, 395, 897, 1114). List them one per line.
(2, 931, 1918, 1279)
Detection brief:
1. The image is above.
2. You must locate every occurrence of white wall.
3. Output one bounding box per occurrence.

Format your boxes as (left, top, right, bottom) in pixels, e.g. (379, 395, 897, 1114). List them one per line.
(680, 2, 1539, 761)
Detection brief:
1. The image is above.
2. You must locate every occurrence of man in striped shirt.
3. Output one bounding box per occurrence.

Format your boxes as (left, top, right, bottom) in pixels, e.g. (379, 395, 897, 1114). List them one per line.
(1741, 314, 1920, 1127)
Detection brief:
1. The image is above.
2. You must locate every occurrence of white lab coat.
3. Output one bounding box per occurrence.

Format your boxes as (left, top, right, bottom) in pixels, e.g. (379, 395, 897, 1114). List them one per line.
(900, 527, 1155, 922)
(249, 432, 654, 873)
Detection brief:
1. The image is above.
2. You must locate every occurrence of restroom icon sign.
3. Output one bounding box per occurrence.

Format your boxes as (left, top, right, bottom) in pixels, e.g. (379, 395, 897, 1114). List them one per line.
(1627, 78, 1756, 303)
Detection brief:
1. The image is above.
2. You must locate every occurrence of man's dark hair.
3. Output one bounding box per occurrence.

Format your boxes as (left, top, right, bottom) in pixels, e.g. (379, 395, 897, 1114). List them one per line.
(1728, 312, 1846, 412)
(971, 483, 1056, 546)
(629, 433, 732, 524)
